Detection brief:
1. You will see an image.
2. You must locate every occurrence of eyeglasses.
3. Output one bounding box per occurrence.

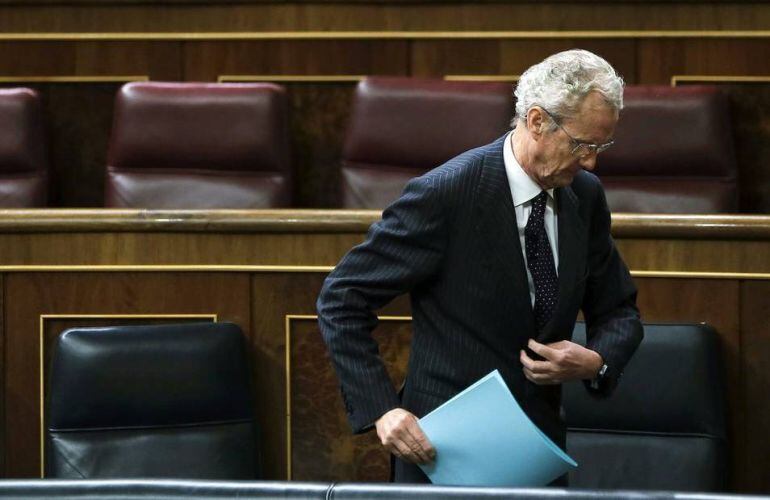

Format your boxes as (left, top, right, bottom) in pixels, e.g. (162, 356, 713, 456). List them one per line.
(540, 108, 614, 159)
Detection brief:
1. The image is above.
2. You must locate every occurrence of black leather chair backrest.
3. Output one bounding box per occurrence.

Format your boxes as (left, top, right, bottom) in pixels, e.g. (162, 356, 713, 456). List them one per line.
(564, 323, 727, 491)
(46, 322, 259, 479)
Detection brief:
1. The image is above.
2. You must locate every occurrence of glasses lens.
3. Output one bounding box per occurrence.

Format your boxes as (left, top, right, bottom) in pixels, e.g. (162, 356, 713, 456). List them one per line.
(597, 141, 613, 154)
(573, 144, 593, 158)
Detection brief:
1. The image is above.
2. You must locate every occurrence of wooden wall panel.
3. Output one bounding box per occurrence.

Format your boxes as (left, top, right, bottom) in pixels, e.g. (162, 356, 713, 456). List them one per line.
(183, 40, 409, 81)
(249, 271, 412, 481)
(638, 39, 770, 84)
(412, 40, 638, 83)
(3, 272, 251, 477)
(740, 280, 770, 493)
(0, 232, 367, 266)
(616, 239, 770, 273)
(411, 40, 504, 77)
(2, 3, 770, 32)
(0, 42, 77, 75)
(0, 41, 181, 78)
(290, 318, 410, 482)
(7, 81, 120, 207)
(72, 41, 183, 79)
(250, 272, 326, 480)
(284, 83, 356, 207)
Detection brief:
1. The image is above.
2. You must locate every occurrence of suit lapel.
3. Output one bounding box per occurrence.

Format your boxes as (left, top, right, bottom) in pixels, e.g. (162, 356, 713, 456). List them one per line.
(473, 135, 535, 330)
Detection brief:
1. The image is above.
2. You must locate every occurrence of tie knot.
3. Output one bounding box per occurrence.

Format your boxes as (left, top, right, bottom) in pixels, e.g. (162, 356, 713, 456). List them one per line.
(531, 190, 548, 216)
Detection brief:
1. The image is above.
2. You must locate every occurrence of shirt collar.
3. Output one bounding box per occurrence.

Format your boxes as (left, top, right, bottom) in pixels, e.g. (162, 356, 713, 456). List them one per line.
(503, 130, 555, 207)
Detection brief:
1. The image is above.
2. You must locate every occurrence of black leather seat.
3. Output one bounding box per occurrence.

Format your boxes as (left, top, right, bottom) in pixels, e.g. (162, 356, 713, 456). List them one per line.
(46, 322, 259, 479)
(564, 323, 727, 491)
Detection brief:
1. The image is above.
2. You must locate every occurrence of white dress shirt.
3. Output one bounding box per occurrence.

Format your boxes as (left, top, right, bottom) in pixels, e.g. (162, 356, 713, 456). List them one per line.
(503, 131, 559, 307)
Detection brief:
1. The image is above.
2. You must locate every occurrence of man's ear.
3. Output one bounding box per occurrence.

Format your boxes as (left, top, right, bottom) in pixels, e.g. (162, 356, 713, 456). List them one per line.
(527, 107, 545, 138)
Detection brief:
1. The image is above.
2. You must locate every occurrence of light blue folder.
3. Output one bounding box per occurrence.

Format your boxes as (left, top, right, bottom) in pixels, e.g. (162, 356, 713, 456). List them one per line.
(418, 370, 577, 486)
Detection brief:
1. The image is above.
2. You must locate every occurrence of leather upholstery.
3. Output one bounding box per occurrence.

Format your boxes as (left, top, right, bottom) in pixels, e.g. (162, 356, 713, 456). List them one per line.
(340, 77, 513, 208)
(0, 480, 765, 499)
(106, 82, 292, 208)
(599, 86, 737, 213)
(0, 88, 48, 206)
(0, 480, 330, 499)
(564, 323, 727, 491)
(46, 322, 259, 479)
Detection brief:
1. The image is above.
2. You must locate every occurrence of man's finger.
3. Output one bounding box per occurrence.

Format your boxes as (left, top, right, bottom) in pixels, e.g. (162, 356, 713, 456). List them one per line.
(404, 421, 436, 463)
(528, 339, 560, 361)
(395, 417, 432, 464)
(385, 419, 425, 464)
(520, 349, 552, 373)
(524, 367, 561, 385)
(375, 408, 435, 464)
(390, 438, 416, 463)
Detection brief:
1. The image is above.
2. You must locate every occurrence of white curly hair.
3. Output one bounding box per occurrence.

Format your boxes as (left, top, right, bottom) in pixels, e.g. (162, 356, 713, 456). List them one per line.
(512, 49, 624, 129)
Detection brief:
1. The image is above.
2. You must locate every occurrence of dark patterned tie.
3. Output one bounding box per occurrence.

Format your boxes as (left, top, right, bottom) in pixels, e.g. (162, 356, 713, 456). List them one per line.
(525, 191, 558, 332)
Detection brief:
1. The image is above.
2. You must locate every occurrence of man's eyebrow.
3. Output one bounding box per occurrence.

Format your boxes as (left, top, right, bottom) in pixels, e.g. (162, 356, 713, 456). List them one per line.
(573, 132, 614, 145)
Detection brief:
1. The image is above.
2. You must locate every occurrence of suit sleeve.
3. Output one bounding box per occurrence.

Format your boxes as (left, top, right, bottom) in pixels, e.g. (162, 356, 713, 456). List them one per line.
(581, 184, 644, 396)
(316, 175, 447, 433)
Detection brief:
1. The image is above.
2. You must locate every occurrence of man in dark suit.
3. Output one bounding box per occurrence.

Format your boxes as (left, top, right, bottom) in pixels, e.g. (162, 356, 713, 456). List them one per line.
(317, 49, 643, 484)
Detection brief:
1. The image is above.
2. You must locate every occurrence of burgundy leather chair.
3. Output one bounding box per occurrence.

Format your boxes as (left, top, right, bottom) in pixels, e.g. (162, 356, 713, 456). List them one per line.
(598, 86, 737, 213)
(0, 88, 48, 207)
(341, 77, 514, 208)
(105, 82, 291, 208)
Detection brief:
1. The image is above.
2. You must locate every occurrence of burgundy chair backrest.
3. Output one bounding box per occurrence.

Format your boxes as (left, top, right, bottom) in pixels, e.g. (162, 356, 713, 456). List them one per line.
(598, 85, 737, 213)
(106, 82, 291, 208)
(0, 88, 48, 207)
(341, 77, 514, 208)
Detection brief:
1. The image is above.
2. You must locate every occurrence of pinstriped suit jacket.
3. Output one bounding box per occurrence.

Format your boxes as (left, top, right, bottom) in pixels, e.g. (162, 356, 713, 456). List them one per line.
(317, 134, 643, 449)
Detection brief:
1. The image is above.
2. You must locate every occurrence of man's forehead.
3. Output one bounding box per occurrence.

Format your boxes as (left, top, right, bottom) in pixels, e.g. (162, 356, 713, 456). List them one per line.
(566, 105, 618, 143)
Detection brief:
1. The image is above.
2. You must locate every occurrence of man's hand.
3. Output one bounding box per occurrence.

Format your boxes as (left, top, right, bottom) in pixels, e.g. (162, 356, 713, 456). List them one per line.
(520, 339, 603, 385)
(375, 408, 436, 465)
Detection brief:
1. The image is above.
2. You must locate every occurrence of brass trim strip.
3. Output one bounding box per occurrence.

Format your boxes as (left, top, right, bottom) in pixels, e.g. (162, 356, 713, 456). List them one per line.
(39, 313, 218, 478)
(1, 266, 769, 279)
(671, 75, 770, 86)
(1, 31, 769, 41)
(0, 76, 148, 83)
(630, 271, 770, 279)
(218, 75, 365, 83)
(0, 265, 335, 272)
(284, 314, 412, 479)
(444, 75, 520, 82)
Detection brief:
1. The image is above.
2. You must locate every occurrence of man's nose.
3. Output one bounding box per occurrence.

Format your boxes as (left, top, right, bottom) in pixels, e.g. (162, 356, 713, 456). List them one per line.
(579, 153, 597, 171)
